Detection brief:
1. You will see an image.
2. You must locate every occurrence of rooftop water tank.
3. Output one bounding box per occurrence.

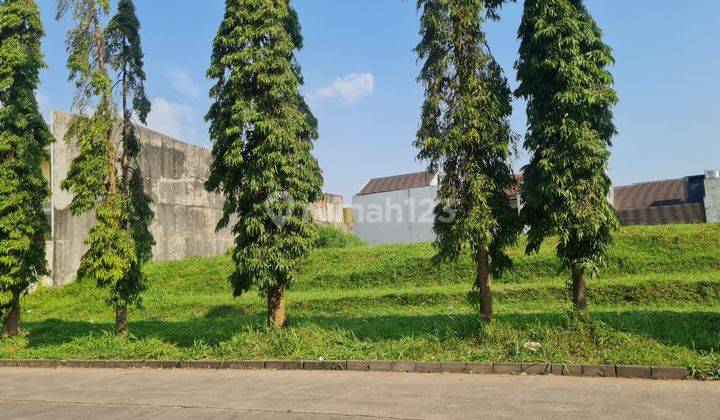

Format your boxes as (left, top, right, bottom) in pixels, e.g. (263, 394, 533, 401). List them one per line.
(706, 170, 720, 180)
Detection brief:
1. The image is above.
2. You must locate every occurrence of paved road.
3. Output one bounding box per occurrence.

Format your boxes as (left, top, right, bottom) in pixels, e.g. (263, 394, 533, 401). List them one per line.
(0, 368, 718, 419)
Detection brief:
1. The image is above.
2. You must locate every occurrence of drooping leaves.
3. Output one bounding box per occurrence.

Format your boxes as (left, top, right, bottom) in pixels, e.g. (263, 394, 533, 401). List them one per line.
(415, 0, 521, 278)
(515, 0, 618, 276)
(0, 0, 52, 305)
(57, 0, 152, 314)
(206, 0, 323, 299)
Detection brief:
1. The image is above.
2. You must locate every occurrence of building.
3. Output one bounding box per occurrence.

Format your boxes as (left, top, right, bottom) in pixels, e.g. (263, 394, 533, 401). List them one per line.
(352, 169, 720, 245)
(44, 111, 344, 286)
(352, 171, 520, 245)
(615, 172, 720, 226)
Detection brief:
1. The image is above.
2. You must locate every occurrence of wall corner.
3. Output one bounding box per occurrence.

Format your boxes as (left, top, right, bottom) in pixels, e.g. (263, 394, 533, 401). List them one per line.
(704, 170, 720, 223)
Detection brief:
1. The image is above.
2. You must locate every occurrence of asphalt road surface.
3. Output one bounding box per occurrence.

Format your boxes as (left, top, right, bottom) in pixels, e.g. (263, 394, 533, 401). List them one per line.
(0, 368, 718, 419)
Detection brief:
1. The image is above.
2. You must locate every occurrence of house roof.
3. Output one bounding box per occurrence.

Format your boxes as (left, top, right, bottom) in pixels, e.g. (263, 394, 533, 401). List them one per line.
(613, 178, 686, 211)
(357, 171, 436, 195)
(357, 171, 523, 198)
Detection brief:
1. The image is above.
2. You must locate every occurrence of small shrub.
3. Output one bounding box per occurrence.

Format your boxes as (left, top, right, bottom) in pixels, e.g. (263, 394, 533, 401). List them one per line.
(316, 226, 365, 249)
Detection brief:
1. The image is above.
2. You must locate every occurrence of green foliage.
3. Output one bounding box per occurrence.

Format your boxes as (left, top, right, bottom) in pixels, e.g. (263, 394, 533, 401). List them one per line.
(415, 0, 520, 276)
(129, 169, 154, 264)
(107, 0, 154, 307)
(60, 113, 112, 214)
(2, 224, 719, 377)
(515, 0, 619, 276)
(206, 0, 323, 297)
(0, 0, 52, 298)
(76, 194, 142, 306)
(107, 0, 150, 125)
(57, 0, 152, 311)
(56, 0, 114, 213)
(315, 226, 364, 249)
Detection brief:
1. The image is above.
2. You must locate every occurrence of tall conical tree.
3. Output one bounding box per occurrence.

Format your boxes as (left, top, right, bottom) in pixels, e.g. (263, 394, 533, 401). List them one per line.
(106, 0, 154, 336)
(415, 0, 521, 322)
(0, 0, 52, 337)
(56, 0, 140, 335)
(515, 0, 618, 312)
(206, 0, 323, 327)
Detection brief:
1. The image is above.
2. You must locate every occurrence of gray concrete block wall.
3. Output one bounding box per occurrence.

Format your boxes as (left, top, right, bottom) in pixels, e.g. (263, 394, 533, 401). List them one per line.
(48, 111, 234, 285)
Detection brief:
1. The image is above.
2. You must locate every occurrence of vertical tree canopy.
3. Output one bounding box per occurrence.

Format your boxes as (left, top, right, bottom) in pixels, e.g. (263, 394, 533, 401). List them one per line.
(57, 0, 115, 214)
(515, 0, 618, 276)
(206, 0, 323, 298)
(415, 0, 520, 277)
(56, 0, 143, 315)
(0, 0, 52, 296)
(107, 0, 154, 314)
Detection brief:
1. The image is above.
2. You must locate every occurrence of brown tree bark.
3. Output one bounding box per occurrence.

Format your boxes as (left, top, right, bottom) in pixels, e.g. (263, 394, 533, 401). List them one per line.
(2, 289, 21, 337)
(475, 248, 493, 322)
(572, 268, 588, 311)
(115, 304, 128, 337)
(268, 283, 287, 328)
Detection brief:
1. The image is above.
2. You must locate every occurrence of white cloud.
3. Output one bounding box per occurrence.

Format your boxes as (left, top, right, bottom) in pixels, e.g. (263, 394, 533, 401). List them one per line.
(313, 73, 374, 105)
(168, 69, 201, 99)
(145, 97, 198, 141)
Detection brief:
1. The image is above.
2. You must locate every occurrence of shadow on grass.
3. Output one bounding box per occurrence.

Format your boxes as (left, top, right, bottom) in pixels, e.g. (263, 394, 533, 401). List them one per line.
(21, 308, 720, 353)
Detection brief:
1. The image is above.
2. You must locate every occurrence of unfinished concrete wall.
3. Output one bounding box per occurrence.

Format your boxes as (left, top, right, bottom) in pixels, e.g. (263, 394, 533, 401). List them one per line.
(48, 110, 344, 285)
(705, 170, 720, 223)
(49, 111, 234, 285)
(309, 193, 344, 225)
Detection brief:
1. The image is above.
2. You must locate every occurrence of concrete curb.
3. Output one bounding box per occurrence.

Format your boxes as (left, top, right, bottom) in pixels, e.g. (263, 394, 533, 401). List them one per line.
(0, 359, 691, 380)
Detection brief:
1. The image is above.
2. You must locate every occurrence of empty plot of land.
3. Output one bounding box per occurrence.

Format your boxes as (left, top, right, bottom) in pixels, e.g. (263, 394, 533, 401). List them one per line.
(0, 368, 718, 419)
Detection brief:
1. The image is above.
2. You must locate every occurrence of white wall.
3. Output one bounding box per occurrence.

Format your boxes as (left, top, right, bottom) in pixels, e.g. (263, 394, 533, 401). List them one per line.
(705, 171, 720, 223)
(352, 185, 439, 245)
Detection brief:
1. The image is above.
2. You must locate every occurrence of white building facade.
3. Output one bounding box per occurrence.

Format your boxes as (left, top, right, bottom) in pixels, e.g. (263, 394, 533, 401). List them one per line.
(352, 172, 439, 245)
(352, 168, 720, 246)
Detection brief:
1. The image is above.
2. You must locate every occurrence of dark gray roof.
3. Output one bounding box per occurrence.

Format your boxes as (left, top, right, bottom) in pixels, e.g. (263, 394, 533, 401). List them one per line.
(613, 178, 686, 211)
(618, 203, 705, 226)
(357, 171, 436, 195)
(358, 171, 524, 197)
(613, 176, 706, 225)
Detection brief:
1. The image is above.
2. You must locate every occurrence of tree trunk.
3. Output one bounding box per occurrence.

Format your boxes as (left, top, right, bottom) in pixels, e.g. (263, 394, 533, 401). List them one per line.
(267, 283, 287, 328)
(475, 248, 493, 322)
(2, 289, 21, 337)
(115, 304, 128, 337)
(572, 268, 588, 311)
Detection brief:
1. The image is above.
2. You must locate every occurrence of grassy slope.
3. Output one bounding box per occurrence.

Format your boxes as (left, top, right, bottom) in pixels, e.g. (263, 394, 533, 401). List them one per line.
(1, 224, 719, 377)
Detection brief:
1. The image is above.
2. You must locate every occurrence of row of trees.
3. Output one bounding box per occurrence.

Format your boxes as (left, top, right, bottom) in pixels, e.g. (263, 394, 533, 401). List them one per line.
(0, 0, 616, 336)
(416, 0, 617, 321)
(0, 0, 154, 337)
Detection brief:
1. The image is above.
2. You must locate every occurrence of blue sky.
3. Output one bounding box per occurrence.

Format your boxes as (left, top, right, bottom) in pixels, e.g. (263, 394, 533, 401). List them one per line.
(37, 1, 720, 203)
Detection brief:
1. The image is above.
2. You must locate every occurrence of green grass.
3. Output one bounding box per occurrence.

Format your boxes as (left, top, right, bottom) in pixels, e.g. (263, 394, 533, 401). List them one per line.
(1, 224, 719, 377)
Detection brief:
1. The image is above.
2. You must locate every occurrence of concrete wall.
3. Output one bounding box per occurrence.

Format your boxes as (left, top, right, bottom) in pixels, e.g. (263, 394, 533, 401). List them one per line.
(352, 184, 438, 246)
(309, 193, 344, 225)
(48, 111, 345, 285)
(705, 170, 720, 223)
(49, 111, 235, 285)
